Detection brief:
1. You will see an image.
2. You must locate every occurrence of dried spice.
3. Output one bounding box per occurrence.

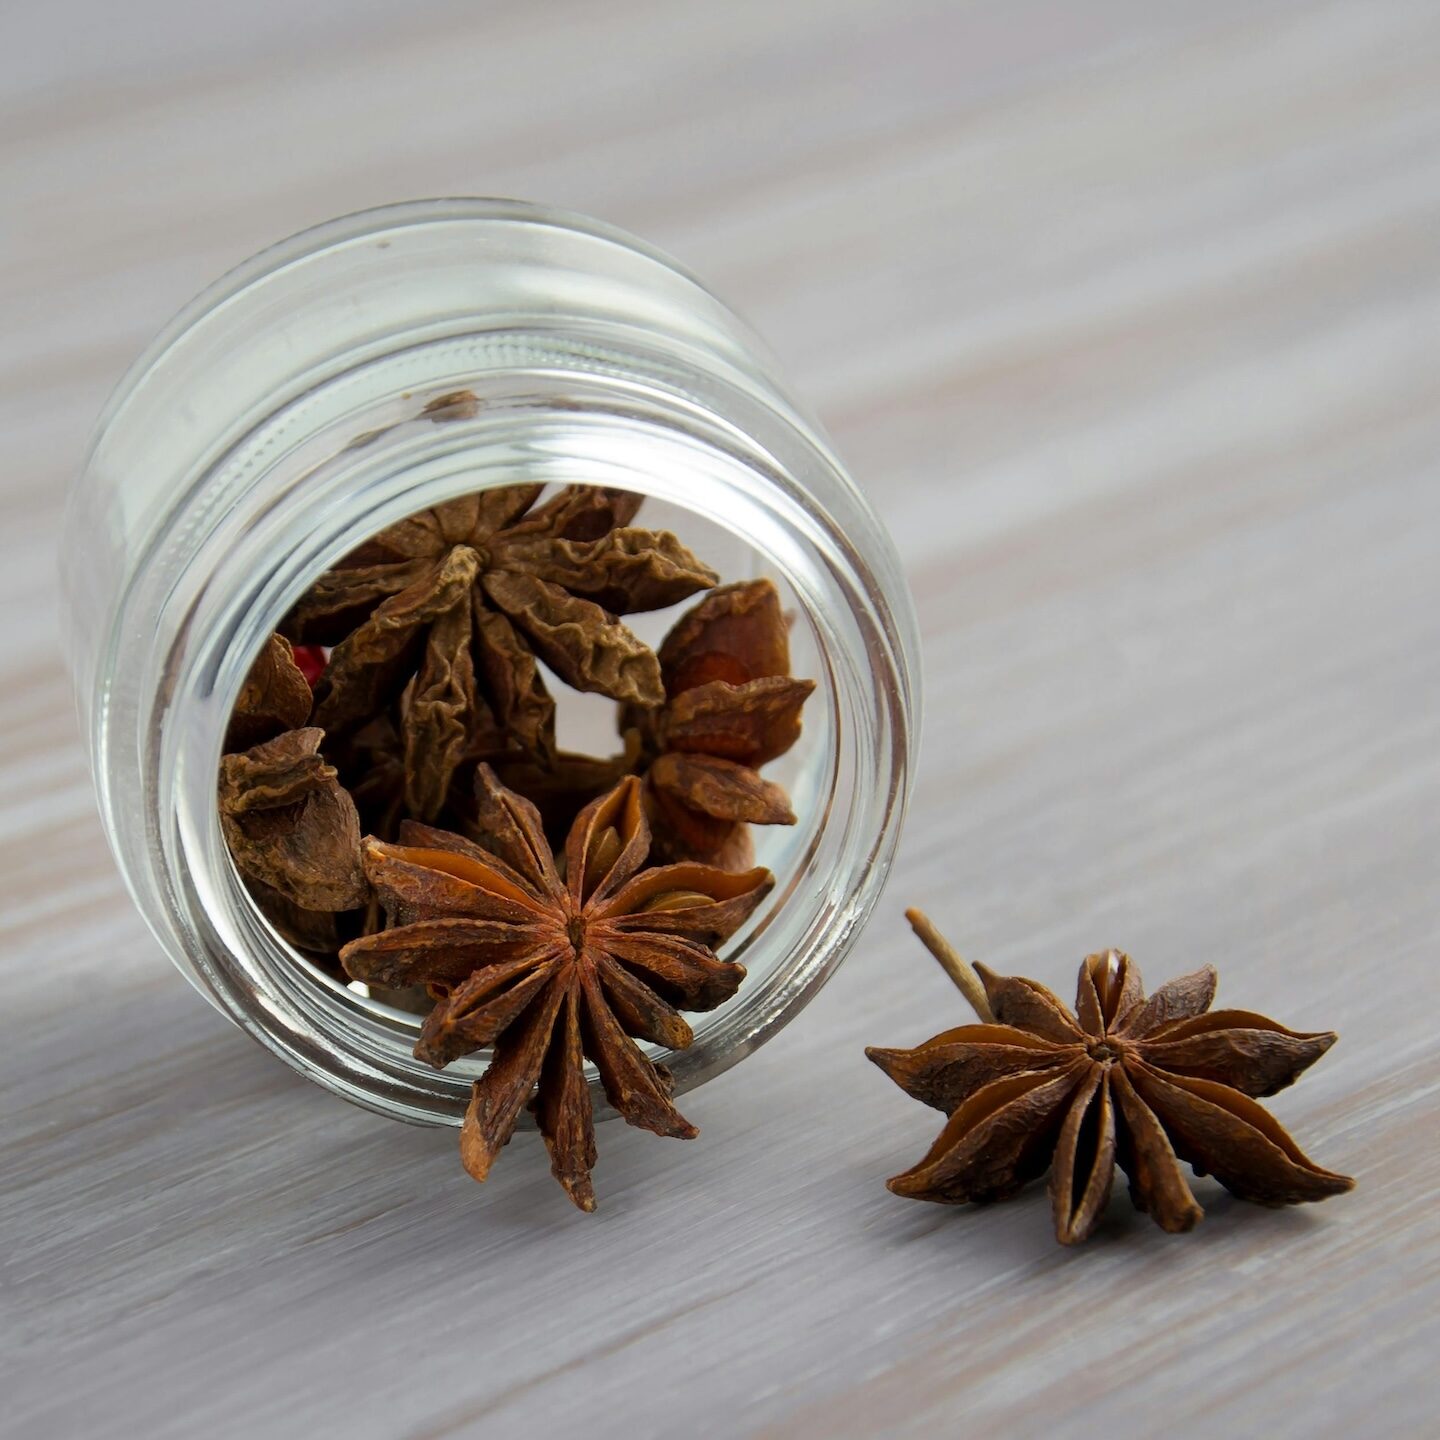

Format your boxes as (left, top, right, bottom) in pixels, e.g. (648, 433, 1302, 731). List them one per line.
(489, 733, 639, 848)
(283, 484, 718, 821)
(340, 767, 773, 1210)
(219, 727, 368, 913)
(225, 632, 314, 751)
(624, 579, 815, 868)
(243, 878, 347, 959)
(330, 707, 509, 844)
(221, 491, 806, 1207)
(868, 912, 1353, 1244)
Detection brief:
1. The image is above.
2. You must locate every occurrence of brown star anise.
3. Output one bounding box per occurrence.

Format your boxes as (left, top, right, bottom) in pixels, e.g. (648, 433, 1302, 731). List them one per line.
(488, 732, 641, 850)
(624, 579, 815, 868)
(219, 635, 369, 958)
(283, 484, 719, 821)
(224, 632, 314, 752)
(339, 767, 773, 1211)
(868, 912, 1354, 1244)
(219, 727, 368, 914)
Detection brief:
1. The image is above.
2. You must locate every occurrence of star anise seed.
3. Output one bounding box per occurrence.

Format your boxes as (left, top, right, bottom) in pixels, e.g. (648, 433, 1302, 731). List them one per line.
(868, 914, 1354, 1244)
(339, 767, 773, 1211)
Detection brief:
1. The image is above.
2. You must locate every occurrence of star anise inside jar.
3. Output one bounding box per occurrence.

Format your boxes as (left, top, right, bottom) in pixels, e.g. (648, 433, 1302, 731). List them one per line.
(339, 768, 773, 1210)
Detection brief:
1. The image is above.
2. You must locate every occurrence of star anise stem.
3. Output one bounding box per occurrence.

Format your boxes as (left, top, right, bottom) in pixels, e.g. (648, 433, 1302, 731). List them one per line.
(905, 907, 993, 1023)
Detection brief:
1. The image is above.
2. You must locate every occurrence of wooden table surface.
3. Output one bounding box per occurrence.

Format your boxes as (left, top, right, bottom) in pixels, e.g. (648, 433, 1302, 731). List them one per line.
(4, 2, 1438, 1436)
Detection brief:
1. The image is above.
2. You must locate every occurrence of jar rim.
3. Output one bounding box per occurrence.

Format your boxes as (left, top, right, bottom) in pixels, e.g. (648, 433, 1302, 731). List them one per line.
(86, 197, 736, 473)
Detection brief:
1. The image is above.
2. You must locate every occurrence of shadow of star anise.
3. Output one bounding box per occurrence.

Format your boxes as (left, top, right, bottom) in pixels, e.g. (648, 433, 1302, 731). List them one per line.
(868, 930, 1354, 1244)
(339, 766, 773, 1211)
(622, 579, 815, 869)
(283, 484, 719, 822)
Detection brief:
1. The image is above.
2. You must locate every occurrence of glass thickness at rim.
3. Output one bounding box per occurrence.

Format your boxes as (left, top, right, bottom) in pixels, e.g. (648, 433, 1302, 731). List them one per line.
(69, 200, 921, 1128)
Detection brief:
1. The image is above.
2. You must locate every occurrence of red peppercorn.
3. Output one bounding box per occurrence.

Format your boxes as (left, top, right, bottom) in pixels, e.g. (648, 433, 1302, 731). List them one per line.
(290, 644, 328, 688)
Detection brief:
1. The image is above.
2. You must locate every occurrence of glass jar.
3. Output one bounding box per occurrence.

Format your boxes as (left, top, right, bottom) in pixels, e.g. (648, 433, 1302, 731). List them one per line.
(61, 199, 920, 1127)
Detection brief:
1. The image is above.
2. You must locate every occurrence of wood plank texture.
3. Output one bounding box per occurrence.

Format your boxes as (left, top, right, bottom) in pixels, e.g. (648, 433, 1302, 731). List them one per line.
(2, 2, 1437, 1436)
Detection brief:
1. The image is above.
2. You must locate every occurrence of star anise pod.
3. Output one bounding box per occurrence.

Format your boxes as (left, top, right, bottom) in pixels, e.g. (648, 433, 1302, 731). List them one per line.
(283, 484, 719, 821)
(219, 727, 368, 914)
(219, 636, 368, 958)
(487, 734, 639, 849)
(224, 632, 314, 752)
(339, 767, 773, 1211)
(868, 912, 1354, 1244)
(623, 579, 815, 868)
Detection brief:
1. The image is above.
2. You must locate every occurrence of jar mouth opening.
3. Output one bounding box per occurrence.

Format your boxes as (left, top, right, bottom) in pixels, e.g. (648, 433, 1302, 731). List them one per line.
(90, 221, 917, 1128)
(212, 439, 845, 1111)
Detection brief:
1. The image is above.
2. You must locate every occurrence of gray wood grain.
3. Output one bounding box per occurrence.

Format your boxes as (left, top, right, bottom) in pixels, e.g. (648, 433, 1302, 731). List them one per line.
(3, 2, 1438, 1436)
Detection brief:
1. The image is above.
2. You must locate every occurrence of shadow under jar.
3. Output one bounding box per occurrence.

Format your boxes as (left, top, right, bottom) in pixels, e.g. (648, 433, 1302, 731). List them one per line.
(61, 199, 920, 1128)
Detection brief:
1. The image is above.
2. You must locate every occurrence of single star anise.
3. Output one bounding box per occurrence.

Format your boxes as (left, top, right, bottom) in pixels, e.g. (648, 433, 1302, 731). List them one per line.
(623, 579, 815, 868)
(283, 483, 719, 822)
(868, 912, 1354, 1244)
(339, 767, 773, 1211)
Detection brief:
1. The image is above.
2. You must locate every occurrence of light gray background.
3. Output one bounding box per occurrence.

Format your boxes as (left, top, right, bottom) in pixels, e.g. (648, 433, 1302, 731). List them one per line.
(3, 3, 1437, 1436)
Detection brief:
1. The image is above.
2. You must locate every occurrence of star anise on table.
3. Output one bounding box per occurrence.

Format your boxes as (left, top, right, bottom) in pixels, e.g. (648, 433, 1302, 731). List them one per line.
(868, 912, 1354, 1244)
(623, 579, 815, 869)
(282, 483, 719, 822)
(339, 767, 773, 1211)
